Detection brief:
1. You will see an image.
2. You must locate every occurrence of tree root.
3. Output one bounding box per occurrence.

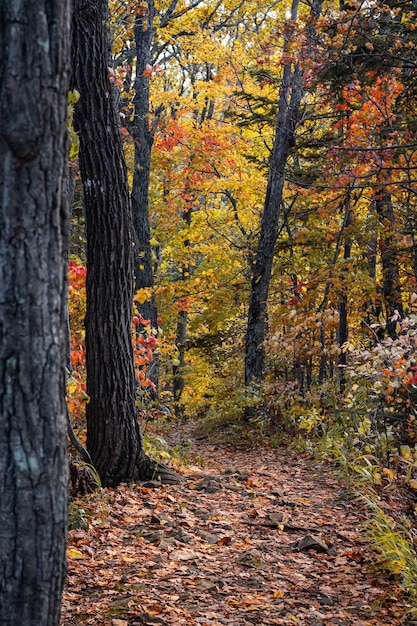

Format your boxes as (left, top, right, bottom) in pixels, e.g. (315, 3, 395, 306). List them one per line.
(138, 456, 181, 484)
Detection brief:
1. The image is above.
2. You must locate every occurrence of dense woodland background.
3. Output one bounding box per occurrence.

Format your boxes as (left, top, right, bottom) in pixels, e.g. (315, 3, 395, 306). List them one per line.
(1, 0, 417, 624)
(66, 0, 417, 606)
(69, 0, 417, 461)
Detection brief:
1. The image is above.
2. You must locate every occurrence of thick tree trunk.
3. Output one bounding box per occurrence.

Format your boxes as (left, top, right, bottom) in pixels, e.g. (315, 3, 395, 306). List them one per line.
(72, 0, 179, 487)
(0, 2, 71, 624)
(72, 0, 148, 486)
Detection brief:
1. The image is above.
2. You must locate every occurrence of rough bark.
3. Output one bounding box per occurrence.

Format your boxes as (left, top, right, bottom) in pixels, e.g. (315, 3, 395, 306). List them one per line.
(0, 2, 71, 624)
(244, 0, 302, 392)
(132, 0, 159, 327)
(244, 0, 322, 399)
(131, 0, 160, 393)
(338, 193, 353, 392)
(173, 309, 188, 419)
(72, 0, 146, 486)
(374, 191, 404, 338)
(71, 0, 178, 486)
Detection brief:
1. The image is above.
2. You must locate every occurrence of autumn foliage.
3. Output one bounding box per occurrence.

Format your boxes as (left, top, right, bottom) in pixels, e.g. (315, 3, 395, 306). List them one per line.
(66, 0, 417, 608)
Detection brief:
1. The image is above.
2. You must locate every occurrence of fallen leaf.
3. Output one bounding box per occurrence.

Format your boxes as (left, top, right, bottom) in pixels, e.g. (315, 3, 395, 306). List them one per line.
(170, 549, 196, 561)
(67, 547, 86, 559)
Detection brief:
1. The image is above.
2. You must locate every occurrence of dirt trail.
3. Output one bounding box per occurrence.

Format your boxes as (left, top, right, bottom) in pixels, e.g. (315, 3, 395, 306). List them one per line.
(62, 427, 416, 626)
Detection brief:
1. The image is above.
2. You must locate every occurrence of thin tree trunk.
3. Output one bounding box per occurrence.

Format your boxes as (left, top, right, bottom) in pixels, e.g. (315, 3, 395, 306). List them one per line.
(131, 0, 160, 390)
(172, 207, 193, 417)
(338, 191, 353, 392)
(244, 0, 303, 395)
(0, 2, 71, 624)
(375, 190, 404, 338)
(173, 309, 188, 419)
(72, 0, 148, 486)
(132, 0, 158, 326)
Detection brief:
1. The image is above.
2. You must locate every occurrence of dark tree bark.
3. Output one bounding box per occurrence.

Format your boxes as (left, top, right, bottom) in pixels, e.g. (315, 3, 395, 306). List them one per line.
(244, 0, 323, 398)
(244, 0, 303, 393)
(0, 2, 71, 624)
(375, 190, 404, 338)
(338, 192, 353, 392)
(244, 63, 303, 387)
(129, 0, 193, 393)
(72, 0, 147, 486)
(173, 309, 188, 418)
(71, 0, 178, 486)
(132, 0, 159, 326)
(130, 0, 161, 394)
(172, 207, 193, 418)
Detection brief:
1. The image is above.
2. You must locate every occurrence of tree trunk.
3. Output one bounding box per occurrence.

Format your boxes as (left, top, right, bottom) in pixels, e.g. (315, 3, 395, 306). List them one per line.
(244, 0, 302, 392)
(362, 210, 382, 334)
(132, 0, 158, 326)
(131, 0, 160, 390)
(0, 2, 71, 624)
(338, 192, 353, 392)
(375, 190, 404, 338)
(172, 208, 193, 418)
(72, 0, 150, 486)
(173, 310, 188, 419)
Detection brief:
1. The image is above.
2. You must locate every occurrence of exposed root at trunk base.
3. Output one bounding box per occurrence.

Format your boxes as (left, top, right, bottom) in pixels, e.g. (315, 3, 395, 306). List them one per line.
(137, 455, 181, 485)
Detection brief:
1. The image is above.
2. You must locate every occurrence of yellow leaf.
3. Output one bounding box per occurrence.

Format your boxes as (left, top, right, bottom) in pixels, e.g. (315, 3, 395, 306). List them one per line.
(68, 90, 80, 104)
(69, 141, 79, 160)
(408, 479, 417, 489)
(135, 288, 152, 304)
(272, 590, 284, 598)
(67, 547, 86, 559)
(382, 467, 395, 481)
(150, 237, 159, 247)
(68, 379, 78, 394)
(246, 605, 260, 611)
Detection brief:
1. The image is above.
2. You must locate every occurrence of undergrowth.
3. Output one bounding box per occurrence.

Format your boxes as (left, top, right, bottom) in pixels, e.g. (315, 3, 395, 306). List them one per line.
(361, 493, 417, 611)
(286, 398, 417, 609)
(275, 318, 417, 610)
(245, 310, 417, 611)
(142, 429, 204, 468)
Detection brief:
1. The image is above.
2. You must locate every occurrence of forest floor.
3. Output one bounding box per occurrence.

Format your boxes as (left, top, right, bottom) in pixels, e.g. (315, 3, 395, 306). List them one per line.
(61, 421, 417, 626)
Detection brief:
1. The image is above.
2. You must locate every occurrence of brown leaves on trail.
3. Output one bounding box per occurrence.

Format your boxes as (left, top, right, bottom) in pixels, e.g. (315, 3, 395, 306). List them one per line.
(61, 430, 416, 626)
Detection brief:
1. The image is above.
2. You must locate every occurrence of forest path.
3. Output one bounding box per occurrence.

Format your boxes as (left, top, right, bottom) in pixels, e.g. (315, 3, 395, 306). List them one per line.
(62, 423, 415, 626)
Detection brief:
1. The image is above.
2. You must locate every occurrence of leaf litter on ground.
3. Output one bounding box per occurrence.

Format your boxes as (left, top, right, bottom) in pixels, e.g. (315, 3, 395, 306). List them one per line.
(61, 423, 417, 626)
